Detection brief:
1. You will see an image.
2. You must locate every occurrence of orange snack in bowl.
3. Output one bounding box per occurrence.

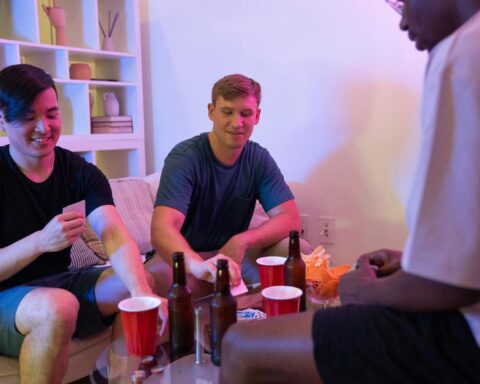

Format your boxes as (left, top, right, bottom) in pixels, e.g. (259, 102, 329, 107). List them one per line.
(302, 247, 351, 301)
(329, 265, 351, 278)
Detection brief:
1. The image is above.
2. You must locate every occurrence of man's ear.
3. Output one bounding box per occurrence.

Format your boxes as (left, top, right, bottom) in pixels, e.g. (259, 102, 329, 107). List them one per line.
(208, 103, 215, 121)
(255, 108, 261, 125)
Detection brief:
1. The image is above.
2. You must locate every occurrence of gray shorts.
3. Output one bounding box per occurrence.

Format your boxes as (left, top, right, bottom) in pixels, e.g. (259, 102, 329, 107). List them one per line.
(0, 266, 114, 358)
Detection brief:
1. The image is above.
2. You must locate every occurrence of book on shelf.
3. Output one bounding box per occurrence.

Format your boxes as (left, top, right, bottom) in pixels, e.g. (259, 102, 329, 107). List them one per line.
(91, 115, 132, 123)
(91, 122, 133, 128)
(91, 126, 133, 134)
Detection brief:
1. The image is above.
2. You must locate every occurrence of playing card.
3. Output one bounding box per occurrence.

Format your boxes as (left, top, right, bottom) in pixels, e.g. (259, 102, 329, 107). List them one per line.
(62, 200, 86, 216)
(231, 278, 248, 297)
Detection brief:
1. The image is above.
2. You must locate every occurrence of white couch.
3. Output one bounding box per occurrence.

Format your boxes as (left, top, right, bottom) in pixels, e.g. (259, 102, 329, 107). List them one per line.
(0, 172, 311, 383)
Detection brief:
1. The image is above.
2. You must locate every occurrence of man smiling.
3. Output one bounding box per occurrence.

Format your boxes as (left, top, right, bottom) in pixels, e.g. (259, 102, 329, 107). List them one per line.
(149, 74, 302, 296)
(0, 64, 167, 384)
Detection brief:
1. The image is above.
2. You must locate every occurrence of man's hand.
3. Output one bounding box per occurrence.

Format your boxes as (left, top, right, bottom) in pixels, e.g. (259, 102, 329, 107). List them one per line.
(339, 255, 379, 305)
(156, 295, 168, 336)
(356, 248, 402, 277)
(188, 255, 242, 286)
(217, 234, 249, 264)
(37, 212, 86, 253)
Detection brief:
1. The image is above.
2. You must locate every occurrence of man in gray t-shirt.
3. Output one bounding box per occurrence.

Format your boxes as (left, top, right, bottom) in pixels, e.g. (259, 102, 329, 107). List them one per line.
(149, 74, 302, 295)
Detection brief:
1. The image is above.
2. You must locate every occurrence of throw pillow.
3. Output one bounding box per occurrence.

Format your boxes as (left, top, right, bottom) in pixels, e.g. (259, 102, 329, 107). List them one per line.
(69, 238, 106, 269)
(109, 178, 154, 254)
(81, 222, 108, 261)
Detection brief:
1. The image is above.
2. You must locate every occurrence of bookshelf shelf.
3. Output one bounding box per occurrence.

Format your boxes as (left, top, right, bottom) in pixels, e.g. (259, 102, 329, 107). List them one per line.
(0, 0, 145, 177)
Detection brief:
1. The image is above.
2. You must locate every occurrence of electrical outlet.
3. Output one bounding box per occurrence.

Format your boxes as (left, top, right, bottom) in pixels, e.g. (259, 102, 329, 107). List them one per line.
(300, 214, 310, 241)
(318, 217, 335, 244)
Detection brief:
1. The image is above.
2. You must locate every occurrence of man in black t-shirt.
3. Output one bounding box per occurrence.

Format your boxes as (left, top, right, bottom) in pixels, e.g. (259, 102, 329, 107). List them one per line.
(0, 64, 167, 384)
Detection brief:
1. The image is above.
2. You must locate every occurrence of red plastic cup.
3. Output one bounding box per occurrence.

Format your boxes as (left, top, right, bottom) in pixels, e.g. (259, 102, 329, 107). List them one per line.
(256, 256, 286, 289)
(118, 296, 161, 356)
(262, 286, 303, 317)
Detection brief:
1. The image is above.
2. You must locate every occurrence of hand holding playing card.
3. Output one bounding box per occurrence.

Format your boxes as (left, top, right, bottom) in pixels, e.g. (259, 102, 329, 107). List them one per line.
(62, 200, 86, 216)
(36, 201, 86, 253)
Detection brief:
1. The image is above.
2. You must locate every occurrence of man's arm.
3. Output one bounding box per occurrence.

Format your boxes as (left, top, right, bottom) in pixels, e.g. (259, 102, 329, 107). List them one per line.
(151, 205, 241, 285)
(89, 205, 168, 334)
(217, 199, 301, 263)
(88, 205, 153, 296)
(0, 212, 85, 281)
(340, 251, 480, 311)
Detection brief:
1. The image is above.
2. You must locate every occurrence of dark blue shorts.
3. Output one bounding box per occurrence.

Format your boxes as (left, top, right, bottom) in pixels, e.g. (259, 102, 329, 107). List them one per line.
(313, 305, 480, 384)
(0, 266, 114, 357)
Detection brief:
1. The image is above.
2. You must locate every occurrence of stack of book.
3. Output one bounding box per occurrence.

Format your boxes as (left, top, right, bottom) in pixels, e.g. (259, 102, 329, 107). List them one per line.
(91, 116, 133, 134)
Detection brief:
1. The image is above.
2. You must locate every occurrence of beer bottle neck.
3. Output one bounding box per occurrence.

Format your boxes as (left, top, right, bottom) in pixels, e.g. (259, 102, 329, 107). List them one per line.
(173, 258, 187, 285)
(289, 233, 301, 259)
(215, 266, 231, 294)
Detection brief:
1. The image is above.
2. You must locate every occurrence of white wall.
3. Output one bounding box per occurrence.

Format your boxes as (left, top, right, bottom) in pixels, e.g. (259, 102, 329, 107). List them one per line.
(140, 0, 427, 265)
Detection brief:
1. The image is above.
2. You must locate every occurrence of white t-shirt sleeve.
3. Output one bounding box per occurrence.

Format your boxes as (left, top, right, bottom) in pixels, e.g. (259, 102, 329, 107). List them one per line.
(402, 23, 480, 290)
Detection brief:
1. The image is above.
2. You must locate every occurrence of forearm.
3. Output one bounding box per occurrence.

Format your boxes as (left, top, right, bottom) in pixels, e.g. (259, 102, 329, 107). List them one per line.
(240, 213, 301, 249)
(238, 210, 301, 251)
(351, 270, 480, 311)
(0, 232, 43, 281)
(152, 224, 204, 274)
(103, 230, 153, 297)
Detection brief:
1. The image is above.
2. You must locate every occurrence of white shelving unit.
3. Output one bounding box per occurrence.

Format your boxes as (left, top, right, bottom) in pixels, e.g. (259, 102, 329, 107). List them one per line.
(0, 0, 145, 178)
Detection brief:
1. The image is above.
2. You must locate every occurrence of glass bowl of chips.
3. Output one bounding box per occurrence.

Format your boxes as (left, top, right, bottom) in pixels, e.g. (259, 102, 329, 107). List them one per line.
(302, 245, 351, 309)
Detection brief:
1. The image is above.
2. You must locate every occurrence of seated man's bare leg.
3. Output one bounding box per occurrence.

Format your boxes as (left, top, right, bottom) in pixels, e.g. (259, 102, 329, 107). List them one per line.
(220, 311, 322, 384)
(15, 288, 79, 384)
(143, 253, 174, 298)
(94, 266, 157, 316)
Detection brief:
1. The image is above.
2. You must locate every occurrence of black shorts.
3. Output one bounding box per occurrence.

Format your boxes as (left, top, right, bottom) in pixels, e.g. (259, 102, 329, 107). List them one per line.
(312, 305, 480, 384)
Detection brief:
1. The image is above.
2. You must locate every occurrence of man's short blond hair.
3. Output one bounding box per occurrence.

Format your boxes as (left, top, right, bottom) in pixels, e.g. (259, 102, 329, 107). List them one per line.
(211, 74, 261, 106)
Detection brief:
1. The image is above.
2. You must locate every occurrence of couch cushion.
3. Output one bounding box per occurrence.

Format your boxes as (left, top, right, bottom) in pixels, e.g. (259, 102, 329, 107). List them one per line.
(109, 178, 154, 254)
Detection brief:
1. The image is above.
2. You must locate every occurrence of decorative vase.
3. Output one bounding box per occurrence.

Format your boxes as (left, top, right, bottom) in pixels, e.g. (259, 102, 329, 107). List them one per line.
(69, 63, 91, 80)
(102, 36, 115, 51)
(103, 92, 120, 117)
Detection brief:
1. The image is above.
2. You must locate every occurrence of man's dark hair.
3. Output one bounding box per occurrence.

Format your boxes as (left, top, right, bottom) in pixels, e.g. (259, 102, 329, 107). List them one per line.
(0, 64, 57, 122)
(211, 74, 261, 106)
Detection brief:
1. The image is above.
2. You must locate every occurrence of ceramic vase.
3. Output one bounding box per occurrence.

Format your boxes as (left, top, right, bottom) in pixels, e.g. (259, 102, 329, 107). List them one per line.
(103, 92, 120, 117)
(102, 37, 115, 51)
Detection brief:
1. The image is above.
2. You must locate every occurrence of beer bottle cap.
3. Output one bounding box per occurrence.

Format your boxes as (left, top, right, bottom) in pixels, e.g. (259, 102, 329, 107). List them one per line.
(172, 252, 184, 261)
(217, 259, 228, 268)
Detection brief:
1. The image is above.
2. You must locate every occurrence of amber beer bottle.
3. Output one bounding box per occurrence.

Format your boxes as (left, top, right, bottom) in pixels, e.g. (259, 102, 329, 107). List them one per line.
(167, 252, 194, 360)
(284, 230, 306, 311)
(209, 259, 237, 366)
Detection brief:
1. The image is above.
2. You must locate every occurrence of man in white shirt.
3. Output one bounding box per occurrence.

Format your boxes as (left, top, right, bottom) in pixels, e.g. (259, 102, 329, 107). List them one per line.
(220, 1, 480, 383)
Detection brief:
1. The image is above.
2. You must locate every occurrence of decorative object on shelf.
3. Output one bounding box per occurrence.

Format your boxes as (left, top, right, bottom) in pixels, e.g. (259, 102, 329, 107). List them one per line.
(103, 92, 120, 117)
(91, 115, 133, 134)
(99, 10, 119, 51)
(69, 63, 92, 80)
(42, 1, 66, 46)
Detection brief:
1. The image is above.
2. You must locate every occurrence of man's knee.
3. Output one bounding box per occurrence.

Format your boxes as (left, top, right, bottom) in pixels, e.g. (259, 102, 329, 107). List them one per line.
(222, 322, 253, 364)
(17, 288, 79, 337)
(145, 252, 173, 296)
